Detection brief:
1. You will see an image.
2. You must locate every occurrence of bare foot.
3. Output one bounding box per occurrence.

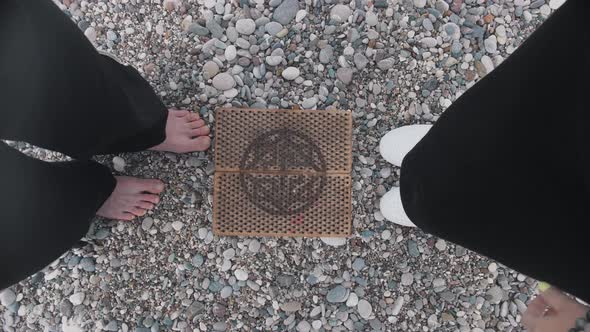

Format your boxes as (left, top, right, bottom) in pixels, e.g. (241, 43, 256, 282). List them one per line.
(97, 176, 165, 221)
(150, 109, 211, 153)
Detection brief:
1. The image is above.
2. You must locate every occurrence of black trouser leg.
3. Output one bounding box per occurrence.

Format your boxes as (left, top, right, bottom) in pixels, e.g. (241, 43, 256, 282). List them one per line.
(400, 0, 590, 302)
(0, 0, 167, 290)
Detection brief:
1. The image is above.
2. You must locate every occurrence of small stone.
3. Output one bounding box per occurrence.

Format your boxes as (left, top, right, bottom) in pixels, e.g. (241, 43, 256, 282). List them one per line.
(213, 322, 227, 331)
(401, 273, 414, 286)
(352, 258, 366, 271)
(282, 67, 300, 80)
(113, 156, 125, 172)
(223, 248, 236, 260)
(326, 285, 350, 303)
(0, 289, 16, 307)
(80, 257, 95, 272)
(420, 37, 437, 48)
(234, 269, 249, 281)
(485, 35, 498, 53)
(336, 68, 353, 85)
(84, 27, 97, 43)
(265, 55, 283, 66)
(407, 240, 420, 257)
(377, 58, 395, 70)
(273, 0, 299, 24)
(277, 274, 295, 287)
(172, 221, 184, 231)
(435, 239, 447, 251)
(354, 53, 369, 70)
(321, 237, 347, 247)
(346, 293, 359, 307)
(549, 0, 566, 9)
(330, 4, 352, 22)
(69, 292, 85, 306)
(392, 297, 404, 315)
(249, 240, 261, 253)
(487, 286, 504, 304)
(203, 61, 220, 80)
(265, 21, 283, 35)
(212, 73, 236, 91)
(357, 300, 372, 320)
(488, 262, 498, 273)
(381, 230, 392, 240)
(296, 321, 311, 332)
(443, 22, 460, 40)
(319, 47, 334, 64)
(220, 286, 233, 299)
(296, 9, 307, 22)
(189, 23, 209, 36)
(192, 254, 204, 267)
(413, 0, 426, 8)
(236, 19, 256, 35)
(433, 278, 446, 289)
(185, 301, 205, 319)
(365, 11, 378, 26)
(225, 45, 237, 61)
(280, 301, 302, 312)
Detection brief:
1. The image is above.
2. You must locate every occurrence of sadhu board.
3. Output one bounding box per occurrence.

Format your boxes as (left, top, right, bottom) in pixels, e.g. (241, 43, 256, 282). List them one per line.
(213, 108, 353, 237)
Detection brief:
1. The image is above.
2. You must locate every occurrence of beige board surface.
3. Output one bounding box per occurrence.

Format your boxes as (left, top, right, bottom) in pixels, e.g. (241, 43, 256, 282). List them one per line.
(213, 108, 353, 237)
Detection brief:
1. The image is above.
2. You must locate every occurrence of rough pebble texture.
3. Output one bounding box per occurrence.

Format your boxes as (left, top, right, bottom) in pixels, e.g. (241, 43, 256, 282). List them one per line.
(0, 0, 556, 330)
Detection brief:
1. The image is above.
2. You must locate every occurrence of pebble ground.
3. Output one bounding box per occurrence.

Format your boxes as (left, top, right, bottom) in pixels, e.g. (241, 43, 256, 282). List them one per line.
(1, 0, 564, 331)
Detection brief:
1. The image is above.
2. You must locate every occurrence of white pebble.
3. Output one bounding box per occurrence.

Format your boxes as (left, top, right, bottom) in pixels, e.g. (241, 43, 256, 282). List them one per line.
(113, 156, 126, 172)
(282, 67, 300, 80)
(234, 269, 248, 281)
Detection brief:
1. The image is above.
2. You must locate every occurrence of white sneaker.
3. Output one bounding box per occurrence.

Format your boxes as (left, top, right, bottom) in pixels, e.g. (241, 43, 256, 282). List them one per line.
(379, 124, 432, 167)
(379, 187, 416, 227)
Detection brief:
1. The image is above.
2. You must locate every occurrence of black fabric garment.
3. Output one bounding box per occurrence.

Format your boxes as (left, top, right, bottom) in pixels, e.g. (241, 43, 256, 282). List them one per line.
(0, 0, 167, 290)
(401, 0, 590, 302)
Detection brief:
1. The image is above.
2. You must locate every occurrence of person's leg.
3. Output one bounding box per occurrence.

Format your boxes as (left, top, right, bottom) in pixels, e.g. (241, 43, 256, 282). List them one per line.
(399, 0, 590, 302)
(0, 0, 210, 159)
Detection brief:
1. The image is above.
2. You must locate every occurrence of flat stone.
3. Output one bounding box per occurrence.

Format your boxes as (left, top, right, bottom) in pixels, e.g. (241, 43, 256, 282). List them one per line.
(321, 237, 347, 247)
(188, 23, 209, 36)
(354, 53, 369, 70)
(330, 4, 352, 22)
(357, 299, 372, 320)
(296, 321, 311, 332)
(420, 37, 437, 48)
(487, 286, 504, 304)
(220, 286, 233, 299)
(485, 35, 497, 53)
(0, 289, 16, 307)
(282, 67, 300, 80)
(377, 58, 395, 70)
(273, 0, 299, 24)
(249, 240, 261, 253)
(352, 258, 366, 271)
(392, 297, 404, 315)
(234, 269, 249, 281)
(213, 322, 227, 331)
(413, 0, 427, 8)
(192, 254, 204, 267)
(236, 19, 256, 35)
(296, 9, 307, 22)
(266, 55, 283, 66)
(224, 45, 237, 61)
(346, 292, 359, 307)
(407, 240, 420, 257)
(203, 61, 220, 80)
(365, 11, 378, 26)
(319, 47, 334, 64)
(280, 301, 302, 312)
(265, 21, 283, 35)
(69, 292, 85, 306)
(326, 285, 350, 303)
(435, 239, 447, 251)
(336, 67, 353, 85)
(185, 301, 205, 319)
(212, 73, 236, 91)
(401, 273, 414, 286)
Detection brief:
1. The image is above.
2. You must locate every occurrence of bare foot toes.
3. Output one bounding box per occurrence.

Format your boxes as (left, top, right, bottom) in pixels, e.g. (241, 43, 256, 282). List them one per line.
(97, 176, 164, 221)
(150, 109, 211, 153)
